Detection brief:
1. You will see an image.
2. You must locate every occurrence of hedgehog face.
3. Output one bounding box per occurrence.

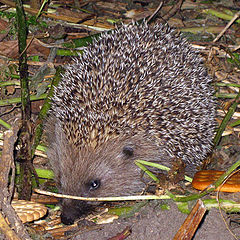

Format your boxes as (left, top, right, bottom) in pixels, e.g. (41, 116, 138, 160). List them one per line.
(55, 134, 163, 197)
(47, 129, 169, 224)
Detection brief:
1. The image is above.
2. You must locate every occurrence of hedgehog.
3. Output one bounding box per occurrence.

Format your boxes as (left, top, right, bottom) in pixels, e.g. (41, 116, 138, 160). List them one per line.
(46, 22, 216, 225)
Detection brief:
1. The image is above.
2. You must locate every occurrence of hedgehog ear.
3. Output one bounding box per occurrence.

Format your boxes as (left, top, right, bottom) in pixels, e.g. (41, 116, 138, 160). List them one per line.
(122, 145, 134, 158)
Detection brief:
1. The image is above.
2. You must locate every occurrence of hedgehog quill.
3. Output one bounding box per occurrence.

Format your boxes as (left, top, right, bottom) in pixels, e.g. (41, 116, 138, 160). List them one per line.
(46, 22, 216, 225)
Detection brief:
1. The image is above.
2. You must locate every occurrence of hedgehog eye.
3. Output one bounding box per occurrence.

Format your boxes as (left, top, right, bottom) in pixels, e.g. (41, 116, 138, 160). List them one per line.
(89, 179, 101, 190)
(122, 146, 134, 158)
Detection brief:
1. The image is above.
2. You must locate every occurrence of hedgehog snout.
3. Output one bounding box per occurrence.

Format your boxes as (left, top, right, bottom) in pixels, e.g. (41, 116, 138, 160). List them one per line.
(60, 199, 95, 225)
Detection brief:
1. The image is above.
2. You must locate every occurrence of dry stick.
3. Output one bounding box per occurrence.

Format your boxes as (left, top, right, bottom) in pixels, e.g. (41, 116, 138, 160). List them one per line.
(0, 212, 21, 240)
(0, 122, 31, 240)
(34, 188, 170, 201)
(146, 1, 163, 24)
(213, 10, 240, 43)
(0, 0, 92, 23)
(173, 199, 207, 240)
(233, 45, 240, 51)
(161, 0, 184, 22)
(19, 35, 34, 58)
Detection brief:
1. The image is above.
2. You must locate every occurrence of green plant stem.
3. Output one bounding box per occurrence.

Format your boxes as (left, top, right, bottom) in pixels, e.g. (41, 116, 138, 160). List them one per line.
(36, 0, 48, 18)
(16, 164, 54, 179)
(31, 67, 64, 157)
(215, 82, 240, 88)
(135, 160, 192, 182)
(203, 199, 240, 212)
(203, 9, 240, 23)
(0, 119, 11, 129)
(177, 199, 240, 214)
(15, 0, 32, 201)
(215, 93, 238, 99)
(135, 160, 160, 183)
(180, 26, 226, 34)
(230, 119, 240, 127)
(0, 93, 47, 106)
(0, 80, 20, 87)
(214, 90, 240, 146)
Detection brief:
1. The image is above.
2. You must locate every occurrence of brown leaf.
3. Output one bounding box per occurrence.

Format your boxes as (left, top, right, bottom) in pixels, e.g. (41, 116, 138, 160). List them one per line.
(0, 18, 10, 41)
(0, 38, 50, 59)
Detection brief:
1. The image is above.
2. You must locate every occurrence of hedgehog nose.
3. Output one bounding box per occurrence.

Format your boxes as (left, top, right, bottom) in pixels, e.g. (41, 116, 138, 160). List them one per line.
(60, 200, 82, 225)
(60, 211, 76, 225)
(60, 199, 92, 225)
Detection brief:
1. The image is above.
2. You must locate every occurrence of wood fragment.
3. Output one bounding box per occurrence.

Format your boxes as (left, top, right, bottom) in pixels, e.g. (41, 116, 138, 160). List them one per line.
(0, 122, 32, 240)
(173, 199, 207, 240)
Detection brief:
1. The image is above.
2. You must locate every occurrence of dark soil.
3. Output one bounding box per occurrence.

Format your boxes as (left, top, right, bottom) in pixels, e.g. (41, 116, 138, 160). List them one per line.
(72, 201, 240, 240)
